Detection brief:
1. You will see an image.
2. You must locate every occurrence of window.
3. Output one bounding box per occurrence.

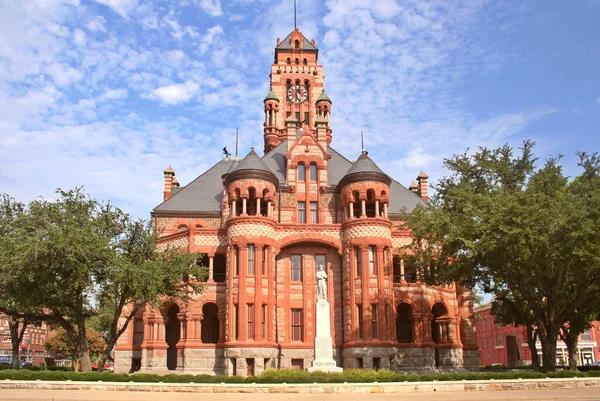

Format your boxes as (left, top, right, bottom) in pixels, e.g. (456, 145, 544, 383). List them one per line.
(291, 359, 304, 370)
(262, 304, 267, 339)
(248, 244, 255, 275)
(294, 39, 299, 49)
(309, 164, 317, 181)
(497, 333, 502, 346)
(291, 309, 304, 341)
(355, 247, 362, 276)
(371, 304, 378, 338)
(178, 225, 188, 231)
(134, 319, 144, 346)
(310, 201, 318, 223)
(357, 305, 364, 339)
(234, 246, 240, 276)
(298, 201, 306, 224)
(373, 357, 381, 371)
(213, 254, 226, 282)
(369, 246, 377, 275)
(291, 255, 303, 282)
(247, 304, 254, 339)
(297, 163, 305, 181)
(261, 247, 267, 275)
(581, 330, 592, 341)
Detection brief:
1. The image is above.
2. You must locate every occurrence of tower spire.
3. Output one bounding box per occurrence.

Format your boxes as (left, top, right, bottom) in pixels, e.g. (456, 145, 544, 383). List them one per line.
(294, 0, 297, 29)
(361, 131, 365, 153)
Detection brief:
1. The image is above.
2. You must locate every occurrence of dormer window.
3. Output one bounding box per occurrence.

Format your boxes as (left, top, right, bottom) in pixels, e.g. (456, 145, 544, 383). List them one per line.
(294, 39, 300, 49)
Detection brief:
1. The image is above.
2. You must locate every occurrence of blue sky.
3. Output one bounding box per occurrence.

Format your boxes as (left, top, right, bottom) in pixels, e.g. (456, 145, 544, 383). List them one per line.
(0, 0, 598, 218)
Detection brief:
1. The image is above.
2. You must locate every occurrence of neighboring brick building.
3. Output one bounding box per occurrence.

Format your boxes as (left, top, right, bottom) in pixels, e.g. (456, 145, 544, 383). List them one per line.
(475, 305, 600, 367)
(0, 316, 50, 366)
(114, 28, 479, 376)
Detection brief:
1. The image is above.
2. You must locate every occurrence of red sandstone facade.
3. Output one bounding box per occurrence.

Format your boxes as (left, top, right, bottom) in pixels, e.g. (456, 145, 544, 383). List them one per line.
(476, 306, 600, 367)
(114, 29, 479, 376)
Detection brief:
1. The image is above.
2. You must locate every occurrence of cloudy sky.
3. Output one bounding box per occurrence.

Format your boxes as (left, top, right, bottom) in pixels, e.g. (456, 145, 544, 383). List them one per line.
(1, 0, 598, 218)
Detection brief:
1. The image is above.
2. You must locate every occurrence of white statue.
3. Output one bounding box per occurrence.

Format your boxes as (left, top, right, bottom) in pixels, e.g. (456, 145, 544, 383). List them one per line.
(316, 264, 327, 300)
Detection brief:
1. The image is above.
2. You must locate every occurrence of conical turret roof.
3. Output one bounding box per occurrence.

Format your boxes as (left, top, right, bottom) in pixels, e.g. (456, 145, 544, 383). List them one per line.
(316, 91, 332, 104)
(338, 151, 391, 189)
(225, 148, 279, 187)
(264, 90, 280, 102)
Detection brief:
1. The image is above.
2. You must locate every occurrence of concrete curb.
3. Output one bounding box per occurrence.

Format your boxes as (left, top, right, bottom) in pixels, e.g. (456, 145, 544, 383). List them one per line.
(0, 378, 599, 394)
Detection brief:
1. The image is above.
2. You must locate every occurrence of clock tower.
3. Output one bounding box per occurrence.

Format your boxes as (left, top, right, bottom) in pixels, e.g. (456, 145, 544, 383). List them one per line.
(263, 28, 332, 153)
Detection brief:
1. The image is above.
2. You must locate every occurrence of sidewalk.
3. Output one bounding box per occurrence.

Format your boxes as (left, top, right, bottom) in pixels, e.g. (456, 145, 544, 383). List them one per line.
(0, 388, 599, 401)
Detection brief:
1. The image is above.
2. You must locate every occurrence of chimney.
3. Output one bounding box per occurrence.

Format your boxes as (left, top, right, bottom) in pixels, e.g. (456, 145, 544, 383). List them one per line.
(172, 176, 180, 188)
(277, 38, 280, 46)
(416, 171, 429, 201)
(163, 166, 175, 201)
(311, 39, 316, 46)
(409, 182, 419, 194)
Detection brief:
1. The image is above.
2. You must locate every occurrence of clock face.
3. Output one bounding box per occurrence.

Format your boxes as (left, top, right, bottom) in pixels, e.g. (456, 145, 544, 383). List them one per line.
(288, 85, 308, 103)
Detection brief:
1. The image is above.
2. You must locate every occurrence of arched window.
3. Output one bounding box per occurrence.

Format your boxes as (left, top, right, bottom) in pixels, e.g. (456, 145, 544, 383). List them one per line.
(286, 57, 291, 64)
(247, 188, 257, 216)
(366, 189, 376, 217)
(235, 188, 243, 216)
(261, 189, 269, 216)
(309, 163, 317, 181)
(294, 39, 299, 49)
(396, 303, 413, 343)
(352, 191, 361, 219)
(297, 163, 306, 181)
(178, 225, 188, 231)
(201, 303, 219, 344)
(295, 58, 299, 64)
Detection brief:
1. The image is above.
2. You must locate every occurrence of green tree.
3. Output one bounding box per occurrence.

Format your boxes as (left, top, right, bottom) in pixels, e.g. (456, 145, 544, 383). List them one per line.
(91, 219, 205, 372)
(44, 326, 105, 370)
(404, 142, 600, 372)
(0, 188, 203, 372)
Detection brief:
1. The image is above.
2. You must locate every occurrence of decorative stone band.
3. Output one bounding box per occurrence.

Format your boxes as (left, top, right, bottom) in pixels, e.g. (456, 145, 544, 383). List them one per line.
(193, 234, 227, 248)
(156, 234, 189, 251)
(227, 220, 277, 240)
(341, 219, 392, 243)
(225, 169, 279, 188)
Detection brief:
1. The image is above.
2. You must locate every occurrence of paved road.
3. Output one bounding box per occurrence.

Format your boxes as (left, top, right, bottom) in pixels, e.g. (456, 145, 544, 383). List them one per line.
(0, 389, 599, 401)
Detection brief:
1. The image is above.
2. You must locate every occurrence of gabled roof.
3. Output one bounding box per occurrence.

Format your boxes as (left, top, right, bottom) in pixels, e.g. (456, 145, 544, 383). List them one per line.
(276, 32, 318, 51)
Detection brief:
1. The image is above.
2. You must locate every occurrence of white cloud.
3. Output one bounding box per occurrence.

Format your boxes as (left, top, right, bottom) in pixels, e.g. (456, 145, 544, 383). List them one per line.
(197, 0, 222, 17)
(45, 63, 83, 86)
(93, 0, 138, 19)
(596, 97, 600, 105)
(86, 16, 107, 33)
(99, 88, 128, 101)
(147, 81, 199, 105)
(73, 29, 86, 46)
(199, 25, 223, 54)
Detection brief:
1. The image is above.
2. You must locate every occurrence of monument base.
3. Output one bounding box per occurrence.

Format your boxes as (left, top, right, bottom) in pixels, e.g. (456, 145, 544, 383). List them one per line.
(309, 299, 343, 373)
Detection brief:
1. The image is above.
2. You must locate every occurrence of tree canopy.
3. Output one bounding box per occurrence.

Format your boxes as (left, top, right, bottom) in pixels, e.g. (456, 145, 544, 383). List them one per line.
(0, 188, 204, 371)
(404, 142, 600, 371)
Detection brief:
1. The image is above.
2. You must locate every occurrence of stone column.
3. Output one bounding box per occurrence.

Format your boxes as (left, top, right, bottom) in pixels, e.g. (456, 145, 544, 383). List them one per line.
(256, 198, 261, 216)
(238, 246, 248, 340)
(361, 200, 366, 217)
(208, 256, 214, 282)
(231, 200, 236, 217)
(361, 247, 370, 340)
(267, 201, 272, 216)
(377, 247, 386, 340)
(384, 204, 388, 219)
(349, 202, 354, 219)
(400, 258, 406, 283)
(375, 200, 380, 217)
(242, 198, 247, 215)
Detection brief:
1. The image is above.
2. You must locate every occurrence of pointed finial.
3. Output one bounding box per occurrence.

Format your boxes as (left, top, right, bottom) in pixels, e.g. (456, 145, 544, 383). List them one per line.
(236, 128, 239, 157)
(361, 131, 365, 153)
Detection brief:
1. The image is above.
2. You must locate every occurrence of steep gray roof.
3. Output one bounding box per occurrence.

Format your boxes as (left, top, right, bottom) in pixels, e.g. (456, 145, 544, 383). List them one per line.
(154, 141, 425, 215)
(316, 91, 331, 103)
(232, 148, 272, 173)
(344, 151, 387, 176)
(276, 32, 318, 51)
(153, 158, 233, 213)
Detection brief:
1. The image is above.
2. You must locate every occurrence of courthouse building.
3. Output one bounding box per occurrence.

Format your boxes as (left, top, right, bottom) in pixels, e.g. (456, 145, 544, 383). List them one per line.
(114, 28, 479, 376)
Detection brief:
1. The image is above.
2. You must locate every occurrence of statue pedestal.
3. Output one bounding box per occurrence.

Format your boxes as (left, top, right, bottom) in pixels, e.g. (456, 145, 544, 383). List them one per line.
(308, 299, 343, 373)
